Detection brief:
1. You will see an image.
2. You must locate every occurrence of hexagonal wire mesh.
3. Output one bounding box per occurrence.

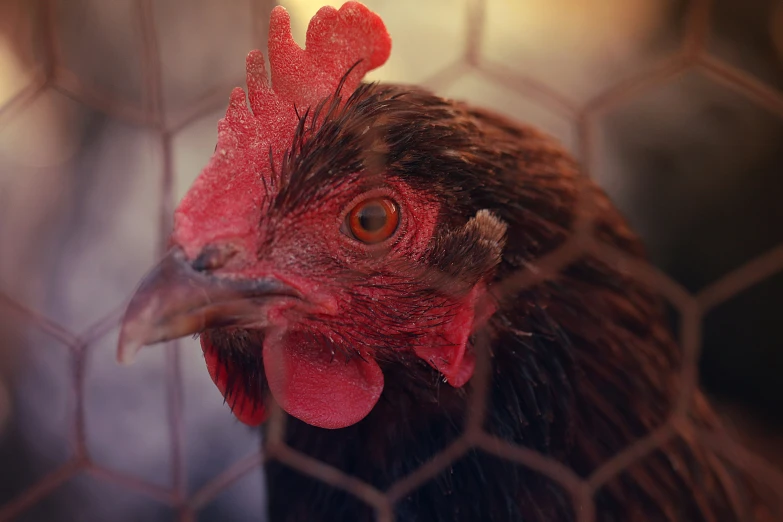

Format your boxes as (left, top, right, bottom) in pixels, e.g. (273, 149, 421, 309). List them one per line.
(0, 0, 782, 521)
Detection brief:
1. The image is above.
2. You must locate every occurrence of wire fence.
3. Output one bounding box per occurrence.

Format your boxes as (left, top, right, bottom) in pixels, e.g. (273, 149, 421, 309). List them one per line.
(0, 0, 782, 520)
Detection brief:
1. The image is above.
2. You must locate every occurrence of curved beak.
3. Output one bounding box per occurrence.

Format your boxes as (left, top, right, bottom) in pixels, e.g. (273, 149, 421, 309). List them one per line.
(117, 247, 297, 365)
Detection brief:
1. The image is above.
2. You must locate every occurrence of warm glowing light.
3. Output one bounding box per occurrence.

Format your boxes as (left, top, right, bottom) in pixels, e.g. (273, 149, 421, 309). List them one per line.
(0, 36, 30, 107)
(0, 92, 84, 168)
(0, 0, 37, 107)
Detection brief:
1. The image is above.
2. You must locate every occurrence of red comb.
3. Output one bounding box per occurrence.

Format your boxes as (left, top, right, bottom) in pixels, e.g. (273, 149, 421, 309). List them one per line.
(174, 2, 391, 257)
(221, 1, 391, 157)
(268, 3, 391, 104)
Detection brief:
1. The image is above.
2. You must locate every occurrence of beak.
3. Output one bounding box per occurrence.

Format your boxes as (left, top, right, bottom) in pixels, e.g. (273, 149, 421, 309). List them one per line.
(117, 247, 297, 365)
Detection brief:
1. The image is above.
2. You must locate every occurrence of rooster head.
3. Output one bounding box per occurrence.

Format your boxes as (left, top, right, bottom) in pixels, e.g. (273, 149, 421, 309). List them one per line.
(118, 2, 508, 430)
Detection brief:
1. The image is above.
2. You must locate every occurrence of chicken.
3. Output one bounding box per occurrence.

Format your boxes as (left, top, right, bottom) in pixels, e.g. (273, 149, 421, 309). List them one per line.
(117, 3, 770, 521)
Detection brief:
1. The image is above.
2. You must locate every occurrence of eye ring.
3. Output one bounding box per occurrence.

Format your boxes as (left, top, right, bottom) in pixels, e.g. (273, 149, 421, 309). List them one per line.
(346, 197, 400, 244)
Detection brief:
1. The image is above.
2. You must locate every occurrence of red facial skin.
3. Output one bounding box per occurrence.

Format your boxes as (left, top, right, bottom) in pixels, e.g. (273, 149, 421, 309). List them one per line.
(164, 2, 490, 430)
(177, 171, 489, 429)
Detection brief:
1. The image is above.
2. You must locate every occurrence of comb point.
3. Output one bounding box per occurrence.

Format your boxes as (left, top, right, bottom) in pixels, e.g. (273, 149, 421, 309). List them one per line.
(227, 87, 248, 115)
(268, 5, 298, 50)
(306, 5, 340, 49)
(246, 50, 271, 116)
(245, 50, 268, 89)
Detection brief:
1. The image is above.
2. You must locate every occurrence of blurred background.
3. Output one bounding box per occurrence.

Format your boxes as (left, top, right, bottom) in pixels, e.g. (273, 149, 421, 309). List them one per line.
(0, 0, 781, 520)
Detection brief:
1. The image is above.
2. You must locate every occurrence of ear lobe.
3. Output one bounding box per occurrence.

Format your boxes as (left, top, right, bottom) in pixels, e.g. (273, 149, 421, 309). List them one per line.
(414, 210, 506, 387)
(414, 284, 496, 387)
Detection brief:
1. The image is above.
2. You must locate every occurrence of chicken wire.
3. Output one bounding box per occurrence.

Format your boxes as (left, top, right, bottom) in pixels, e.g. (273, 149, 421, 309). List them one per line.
(0, 0, 782, 521)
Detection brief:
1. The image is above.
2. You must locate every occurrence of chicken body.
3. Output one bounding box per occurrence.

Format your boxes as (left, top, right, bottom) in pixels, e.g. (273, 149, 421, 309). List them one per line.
(118, 4, 769, 520)
(203, 83, 750, 522)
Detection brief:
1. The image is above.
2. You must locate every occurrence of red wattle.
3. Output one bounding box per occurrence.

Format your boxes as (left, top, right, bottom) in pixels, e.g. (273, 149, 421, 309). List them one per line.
(263, 334, 384, 429)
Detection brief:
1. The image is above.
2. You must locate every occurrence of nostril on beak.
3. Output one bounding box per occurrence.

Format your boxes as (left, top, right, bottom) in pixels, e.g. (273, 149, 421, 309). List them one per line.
(191, 244, 238, 272)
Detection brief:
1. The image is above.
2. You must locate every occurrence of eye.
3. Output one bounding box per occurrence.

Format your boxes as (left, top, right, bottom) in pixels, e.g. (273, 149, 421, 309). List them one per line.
(346, 197, 400, 244)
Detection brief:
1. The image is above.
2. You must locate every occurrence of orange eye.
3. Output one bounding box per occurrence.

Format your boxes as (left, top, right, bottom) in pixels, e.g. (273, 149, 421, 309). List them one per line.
(347, 197, 400, 244)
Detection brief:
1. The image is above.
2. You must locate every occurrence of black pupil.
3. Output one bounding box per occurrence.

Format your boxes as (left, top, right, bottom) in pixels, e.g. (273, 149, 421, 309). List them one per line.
(358, 203, 388, 232)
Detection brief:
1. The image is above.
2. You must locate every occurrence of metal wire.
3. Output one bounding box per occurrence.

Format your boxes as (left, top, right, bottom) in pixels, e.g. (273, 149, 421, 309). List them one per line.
(0, 0, 782, 520)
